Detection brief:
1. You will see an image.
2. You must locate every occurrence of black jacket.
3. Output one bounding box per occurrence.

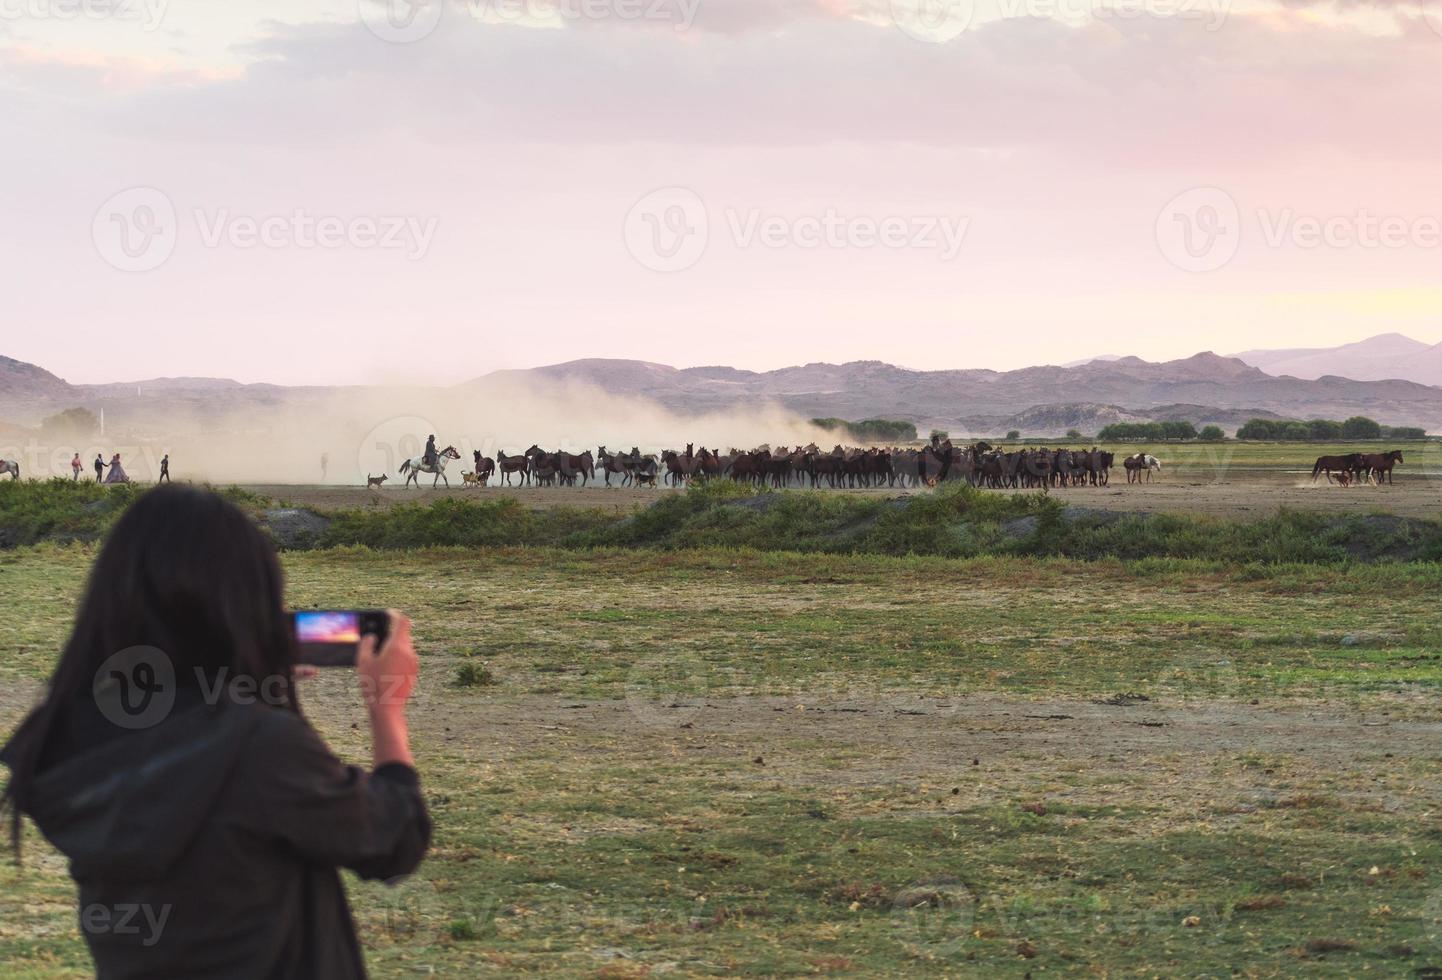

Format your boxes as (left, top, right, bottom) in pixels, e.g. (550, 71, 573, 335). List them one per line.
(8, 694, 430, 979)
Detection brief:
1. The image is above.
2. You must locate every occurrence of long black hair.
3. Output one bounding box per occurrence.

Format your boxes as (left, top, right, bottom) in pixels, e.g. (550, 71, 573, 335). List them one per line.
(3, 485, 297, 855)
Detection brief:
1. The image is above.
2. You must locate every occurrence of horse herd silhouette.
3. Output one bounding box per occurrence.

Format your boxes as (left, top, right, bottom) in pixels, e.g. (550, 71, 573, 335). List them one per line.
(387, 440, 1171, 490)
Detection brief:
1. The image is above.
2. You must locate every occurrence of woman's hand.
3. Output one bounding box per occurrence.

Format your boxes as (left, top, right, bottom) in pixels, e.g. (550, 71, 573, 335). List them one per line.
(356, 610, 418, 769)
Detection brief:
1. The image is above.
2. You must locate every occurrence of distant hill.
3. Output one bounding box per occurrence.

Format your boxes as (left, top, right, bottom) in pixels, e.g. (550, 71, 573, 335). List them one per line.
(4, 347, 1441, 438)
(0, 355, 72, 403)
(463, 351, 1442, 433)
(1231, 332, 1442, 386)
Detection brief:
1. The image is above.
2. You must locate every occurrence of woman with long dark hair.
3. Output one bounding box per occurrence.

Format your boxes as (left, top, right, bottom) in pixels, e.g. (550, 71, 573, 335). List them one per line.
(2, 485, 430, 979)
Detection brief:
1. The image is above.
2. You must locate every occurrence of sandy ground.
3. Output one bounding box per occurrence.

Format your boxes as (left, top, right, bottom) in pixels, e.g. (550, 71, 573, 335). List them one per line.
(248, 470, 1442, 521)
(384, 689, 1440, 779)
(3, 676, 1431, 814)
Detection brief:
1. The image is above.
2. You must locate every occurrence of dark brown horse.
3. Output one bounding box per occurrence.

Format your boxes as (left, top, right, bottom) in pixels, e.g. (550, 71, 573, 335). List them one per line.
(1311, 453, 1363, 484)
(554, 450, 595, 486)
(1362, 449, 1404, 485)
(597, 446, 631, 486)
(496, 449, 531, 486)
(662, 444, 703, 485)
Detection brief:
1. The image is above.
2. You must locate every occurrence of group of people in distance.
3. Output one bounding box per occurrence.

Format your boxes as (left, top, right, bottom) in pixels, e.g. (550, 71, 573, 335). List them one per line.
(68, 452, 170, 484)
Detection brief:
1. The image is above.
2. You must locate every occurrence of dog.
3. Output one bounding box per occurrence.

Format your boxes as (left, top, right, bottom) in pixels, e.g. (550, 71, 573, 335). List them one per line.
(366, 473, 388, 489)
(462, 470, 489, 487)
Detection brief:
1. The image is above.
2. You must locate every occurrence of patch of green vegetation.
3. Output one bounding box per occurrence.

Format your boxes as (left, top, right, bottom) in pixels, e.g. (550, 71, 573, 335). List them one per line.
(0, 478, 138, 547)
(810, 417, 919, 443)
(319, 481, 1442, 564)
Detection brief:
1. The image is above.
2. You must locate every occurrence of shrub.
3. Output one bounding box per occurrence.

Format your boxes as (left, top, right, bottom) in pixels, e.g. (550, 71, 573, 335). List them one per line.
(452, 660, 496, 688)
(0, 477, 137, 547)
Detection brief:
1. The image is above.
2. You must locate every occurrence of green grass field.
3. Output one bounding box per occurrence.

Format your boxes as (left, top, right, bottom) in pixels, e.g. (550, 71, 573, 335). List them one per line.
(4, 544, 1442, 976)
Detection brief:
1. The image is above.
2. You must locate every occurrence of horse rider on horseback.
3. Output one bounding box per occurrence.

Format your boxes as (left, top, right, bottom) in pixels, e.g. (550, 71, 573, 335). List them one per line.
(423, 434, 438, 468)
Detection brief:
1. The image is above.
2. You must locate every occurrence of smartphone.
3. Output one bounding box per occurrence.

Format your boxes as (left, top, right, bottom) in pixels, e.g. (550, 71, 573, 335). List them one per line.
(290, 610, 390, 667)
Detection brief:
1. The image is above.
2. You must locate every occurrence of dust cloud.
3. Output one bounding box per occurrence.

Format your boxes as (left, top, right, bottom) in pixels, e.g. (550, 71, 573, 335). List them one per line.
(2, 379, 841, 485)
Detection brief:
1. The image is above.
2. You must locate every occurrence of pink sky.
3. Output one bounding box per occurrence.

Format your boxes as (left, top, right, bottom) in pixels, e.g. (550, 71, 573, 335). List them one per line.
(3, 0, 1442, 386)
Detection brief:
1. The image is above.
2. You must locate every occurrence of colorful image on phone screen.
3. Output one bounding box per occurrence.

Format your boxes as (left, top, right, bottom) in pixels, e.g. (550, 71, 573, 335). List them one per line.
(294, 611, 361, 644)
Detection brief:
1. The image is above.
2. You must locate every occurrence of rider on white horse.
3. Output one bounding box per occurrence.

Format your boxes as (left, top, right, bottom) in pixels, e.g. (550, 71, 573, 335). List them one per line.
(400, 442, 459, 488)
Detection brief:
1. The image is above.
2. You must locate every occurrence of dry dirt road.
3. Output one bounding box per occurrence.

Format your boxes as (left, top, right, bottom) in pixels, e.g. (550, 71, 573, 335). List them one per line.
(245, 471, 1442, 521)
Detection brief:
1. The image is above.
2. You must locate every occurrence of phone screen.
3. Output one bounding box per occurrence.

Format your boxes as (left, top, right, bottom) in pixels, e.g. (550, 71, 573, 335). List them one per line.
(294, 610, 361, 645)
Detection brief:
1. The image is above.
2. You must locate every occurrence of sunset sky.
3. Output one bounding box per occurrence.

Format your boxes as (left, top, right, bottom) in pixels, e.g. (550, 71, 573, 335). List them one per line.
(4, 0, 1442, 385)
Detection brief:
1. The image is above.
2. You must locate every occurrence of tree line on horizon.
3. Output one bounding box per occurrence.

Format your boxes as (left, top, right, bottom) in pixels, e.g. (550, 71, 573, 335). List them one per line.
(1097, 415, 1427, 442)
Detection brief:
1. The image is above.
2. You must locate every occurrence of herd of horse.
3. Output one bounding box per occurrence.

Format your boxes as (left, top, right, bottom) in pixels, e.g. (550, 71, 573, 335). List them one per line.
(392, 440, 1166, 490)
(1309, 450, 1405, 486)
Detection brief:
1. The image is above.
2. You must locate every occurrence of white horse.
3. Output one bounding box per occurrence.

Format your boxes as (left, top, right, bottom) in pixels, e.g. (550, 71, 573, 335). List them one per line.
(398, 445, 460, 488)
(1142, 454, 1161, 480)
(0, 459, 18, 480)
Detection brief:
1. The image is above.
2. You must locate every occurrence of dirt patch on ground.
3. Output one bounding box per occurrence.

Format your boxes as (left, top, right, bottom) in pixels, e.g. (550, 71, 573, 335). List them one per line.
(385, 691, 1434, 773)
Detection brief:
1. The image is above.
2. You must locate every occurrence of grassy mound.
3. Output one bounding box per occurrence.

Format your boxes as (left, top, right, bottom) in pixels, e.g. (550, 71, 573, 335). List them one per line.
(6, 479, 1440, 564)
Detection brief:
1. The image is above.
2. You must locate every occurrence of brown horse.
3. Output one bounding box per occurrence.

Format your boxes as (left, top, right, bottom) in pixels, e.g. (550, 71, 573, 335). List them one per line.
(471, 451, 495, 484)
(496, 450, 531, 486)
(1362, 449, 1404, 485)
(597, 446, 631, 486)
(1311, 453, 1363, 484)
(662, 444, 703, 485)
(554, 450, 595, 487)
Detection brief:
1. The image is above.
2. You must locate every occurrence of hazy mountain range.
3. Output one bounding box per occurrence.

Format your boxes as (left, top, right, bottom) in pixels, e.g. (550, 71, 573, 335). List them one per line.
(4, 333, 1442, 439)
(1229, 332, 1442, 386)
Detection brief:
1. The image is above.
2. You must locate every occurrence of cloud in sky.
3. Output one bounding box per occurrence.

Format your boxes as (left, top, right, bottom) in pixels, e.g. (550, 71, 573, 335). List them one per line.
(3, 0, 1442, 385)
